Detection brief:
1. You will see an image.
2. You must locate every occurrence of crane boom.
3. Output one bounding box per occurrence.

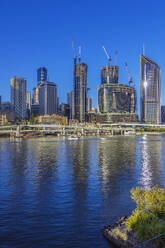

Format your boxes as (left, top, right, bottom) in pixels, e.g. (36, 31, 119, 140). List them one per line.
(102, 45, 111, 65)
(125, 62, 133, 85)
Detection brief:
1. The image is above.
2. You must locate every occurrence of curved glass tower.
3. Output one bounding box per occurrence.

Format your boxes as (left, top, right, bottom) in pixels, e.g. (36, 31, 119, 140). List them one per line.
(140, 55, 161, 124)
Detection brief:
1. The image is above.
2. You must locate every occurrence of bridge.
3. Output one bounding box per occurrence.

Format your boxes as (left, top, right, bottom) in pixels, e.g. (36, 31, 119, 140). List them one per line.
(0, 123, 164, 137)
(0, 123, 165, 136)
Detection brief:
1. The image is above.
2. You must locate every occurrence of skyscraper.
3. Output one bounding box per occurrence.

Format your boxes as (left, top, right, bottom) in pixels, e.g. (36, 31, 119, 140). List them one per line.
(74, 62, 87, 122)
(39, 81, 57, 115)
(97, 65, 136, 114)
(37, 67, 47, 85)
(67, 90, 74, 119)
(33, 87, 39, 103)
(87, 96, 92, 112)
(140, 55, 161, 124)
(26, 91, 31, 117)
(10, 77, 27, 119)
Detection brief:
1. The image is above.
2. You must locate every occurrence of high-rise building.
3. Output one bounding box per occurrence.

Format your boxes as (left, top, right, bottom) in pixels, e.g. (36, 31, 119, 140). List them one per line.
(67, 90, 74, 119)
(97, 64, 136, 114)
(26, 91, 31, 118)
(10, 77, 27, 119)
(39, 81, 57, 115)
(161, 106, 165, 123)
(0, 96, 1, 110)
(37, 67, 47, 85)
(33, 87, 39, 103)
(87, 96, 92, 112)
(95, 61, 137, 123)
(140, 55, 161, 124)
(74, 62, 87, 122)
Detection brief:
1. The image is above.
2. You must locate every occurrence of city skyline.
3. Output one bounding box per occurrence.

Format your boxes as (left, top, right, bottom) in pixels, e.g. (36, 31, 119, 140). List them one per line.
(1, 0, 165, 114)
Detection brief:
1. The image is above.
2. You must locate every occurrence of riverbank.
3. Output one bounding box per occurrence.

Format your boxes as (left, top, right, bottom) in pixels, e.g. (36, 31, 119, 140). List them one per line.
(102, 216, 160, 248)
(103, 186, 165, 248)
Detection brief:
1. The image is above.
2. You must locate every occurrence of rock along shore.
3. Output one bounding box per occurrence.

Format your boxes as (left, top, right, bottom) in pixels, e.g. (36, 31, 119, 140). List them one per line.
(102, 216, 160, 248)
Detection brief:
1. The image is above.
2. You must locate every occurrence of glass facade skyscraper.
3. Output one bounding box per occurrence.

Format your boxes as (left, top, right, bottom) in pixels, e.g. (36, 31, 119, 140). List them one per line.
(39, 81, 57, 115)
(37, 67, 47, 85)
(74, 62, 87, 122)
(10, 77, 27, 119)
(140, 55, 161, 124)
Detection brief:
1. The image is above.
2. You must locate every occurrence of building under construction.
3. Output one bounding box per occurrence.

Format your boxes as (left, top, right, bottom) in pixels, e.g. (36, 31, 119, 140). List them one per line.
(92, 46, 137, 124)
(73, 43, 88, 123)
(140, 55, 161, 124)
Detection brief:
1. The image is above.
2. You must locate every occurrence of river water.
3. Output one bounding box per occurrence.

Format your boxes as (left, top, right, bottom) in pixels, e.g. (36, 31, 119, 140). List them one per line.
(0, 135, 165, 248)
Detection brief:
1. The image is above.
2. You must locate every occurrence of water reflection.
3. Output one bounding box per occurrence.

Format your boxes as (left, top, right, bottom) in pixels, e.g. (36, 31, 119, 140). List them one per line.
(97, 137, 136, 190)
(0, 136, 165, 248)
(139, 135, 162, 189)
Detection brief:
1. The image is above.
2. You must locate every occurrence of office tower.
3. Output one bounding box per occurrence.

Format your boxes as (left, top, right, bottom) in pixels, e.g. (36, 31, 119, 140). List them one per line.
(37, 67, 47, 85)
(26, 91, 31, 118)
(87, 96, 92, 112)
(33, 87, 39, 103)
(31, 103, 40, 116)
(10, 77, 27, 119)
(59, 103, 70, 118)
(101, 65, 119, 84)
(67, 90, 74, 119)
(26, 92, 31, 110)
(39, 81, 57, 115)
(74, 62, 87, 122)
(161, 106, 165, 123)
(140, 55, 161, 124)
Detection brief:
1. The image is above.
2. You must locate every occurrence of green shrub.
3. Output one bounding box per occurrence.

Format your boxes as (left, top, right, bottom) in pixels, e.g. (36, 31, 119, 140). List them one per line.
(130, 185, 165, 217)
(126, 186, 165, 241)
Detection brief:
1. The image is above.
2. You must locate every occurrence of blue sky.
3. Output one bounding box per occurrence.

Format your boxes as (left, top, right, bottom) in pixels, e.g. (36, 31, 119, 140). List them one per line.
(0, 0, 165, 114)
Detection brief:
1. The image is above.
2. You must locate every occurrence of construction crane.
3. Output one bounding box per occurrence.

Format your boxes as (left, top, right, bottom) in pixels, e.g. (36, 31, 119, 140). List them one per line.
(102, 45, 111, 66)
(78, 44, 81, 63)
(72, 38, 77, 65)
(125, 62, 133, 86)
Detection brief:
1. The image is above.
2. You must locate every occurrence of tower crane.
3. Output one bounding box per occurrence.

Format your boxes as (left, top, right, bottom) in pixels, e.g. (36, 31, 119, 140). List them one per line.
(125, 62, 133, 86)
(78, 44, 81, 63)
(102, 45, 111, 66)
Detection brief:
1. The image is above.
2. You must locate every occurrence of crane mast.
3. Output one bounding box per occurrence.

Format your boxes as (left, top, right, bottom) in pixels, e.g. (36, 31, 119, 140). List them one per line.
(78, 44, 81, 63)
(72, 38, 77, 65)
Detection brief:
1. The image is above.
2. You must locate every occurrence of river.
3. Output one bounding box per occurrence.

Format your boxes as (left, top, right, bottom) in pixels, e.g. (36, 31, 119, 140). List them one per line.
(0, 135, 165, 248)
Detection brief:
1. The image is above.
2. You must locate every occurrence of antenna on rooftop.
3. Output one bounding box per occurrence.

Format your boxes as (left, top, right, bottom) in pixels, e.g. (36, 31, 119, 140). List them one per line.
(143, 43, 145, 56)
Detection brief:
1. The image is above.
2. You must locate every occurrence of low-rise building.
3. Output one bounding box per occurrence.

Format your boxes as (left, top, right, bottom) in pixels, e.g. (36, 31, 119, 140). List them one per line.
(37, 114, 68, 125)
